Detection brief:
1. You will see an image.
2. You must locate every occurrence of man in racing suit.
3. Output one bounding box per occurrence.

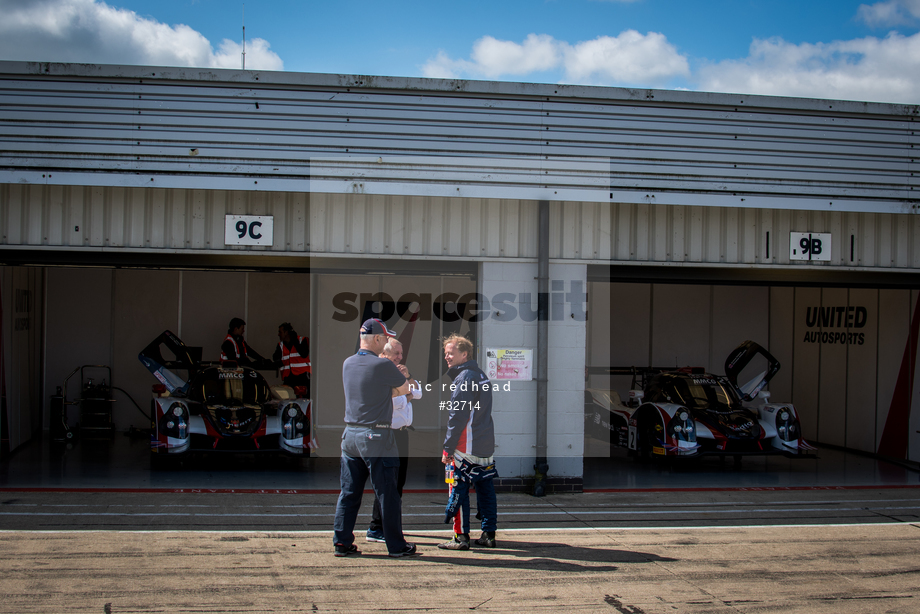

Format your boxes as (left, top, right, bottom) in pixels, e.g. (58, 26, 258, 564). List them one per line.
(273, 322, 311, 396)
(220, 318, 268, 367)
(439, 333, 498, 550)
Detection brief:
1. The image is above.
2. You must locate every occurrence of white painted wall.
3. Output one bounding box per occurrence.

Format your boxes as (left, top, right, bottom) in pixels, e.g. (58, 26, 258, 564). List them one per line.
(480, 261, 587, 478)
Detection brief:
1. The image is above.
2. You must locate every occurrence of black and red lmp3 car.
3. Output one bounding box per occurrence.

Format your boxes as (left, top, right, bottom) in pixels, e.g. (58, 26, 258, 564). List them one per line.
(586, 341, 816, 461)
(138, 331, 314, 465)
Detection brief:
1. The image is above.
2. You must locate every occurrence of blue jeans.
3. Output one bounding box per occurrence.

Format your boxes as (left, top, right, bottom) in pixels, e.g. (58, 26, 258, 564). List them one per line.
(333, 426, 407, 553)
(445, 474, 497, 534)
(369, 428, 408, 534)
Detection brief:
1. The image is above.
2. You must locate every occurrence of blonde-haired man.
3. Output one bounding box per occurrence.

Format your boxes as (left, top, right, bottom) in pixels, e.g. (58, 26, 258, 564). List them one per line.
(439, 333, 498, 550)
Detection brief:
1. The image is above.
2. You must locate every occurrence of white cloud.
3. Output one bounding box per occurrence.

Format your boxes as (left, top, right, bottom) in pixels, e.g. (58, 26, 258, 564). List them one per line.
(422, 31, 689, 86)
(212, 38, 280, 70)
(470, 34, 562, 78)
(0, 0, 283, 70)
(422, 35, 563, 80)
(857, 0, 920, 27)
(420, 51, 475, 80)
(696, 32, 920, 104)
(563, 31, 689, 84)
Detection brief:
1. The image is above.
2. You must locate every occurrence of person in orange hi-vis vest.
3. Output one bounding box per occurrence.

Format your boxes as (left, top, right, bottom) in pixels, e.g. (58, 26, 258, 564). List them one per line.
(220, 317, 269, 367)
(273, 322, 311, 397)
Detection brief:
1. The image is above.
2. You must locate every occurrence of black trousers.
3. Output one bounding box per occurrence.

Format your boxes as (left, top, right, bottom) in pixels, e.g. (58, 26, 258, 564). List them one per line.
(369, 428, 409, 533)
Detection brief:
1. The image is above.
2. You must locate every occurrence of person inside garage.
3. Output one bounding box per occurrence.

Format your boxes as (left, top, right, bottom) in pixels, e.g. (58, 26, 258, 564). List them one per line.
(220, 317, 269, 367)
(273, 322, 311, 397)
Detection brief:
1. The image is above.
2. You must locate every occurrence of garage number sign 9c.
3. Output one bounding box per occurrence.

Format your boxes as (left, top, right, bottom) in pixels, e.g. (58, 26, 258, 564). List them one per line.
(225, 215, 274, 246)
(789, 232, 831, 261)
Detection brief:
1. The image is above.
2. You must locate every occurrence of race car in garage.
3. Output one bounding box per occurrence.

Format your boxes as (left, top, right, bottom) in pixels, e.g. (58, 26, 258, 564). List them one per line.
(586, 341, 815, 460)
(138, 331, 315, 464)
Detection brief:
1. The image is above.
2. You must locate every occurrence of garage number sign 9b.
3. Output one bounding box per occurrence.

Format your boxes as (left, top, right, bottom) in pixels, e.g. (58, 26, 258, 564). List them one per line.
(225, 215, 273, 246)
(789, 232, 831, 261)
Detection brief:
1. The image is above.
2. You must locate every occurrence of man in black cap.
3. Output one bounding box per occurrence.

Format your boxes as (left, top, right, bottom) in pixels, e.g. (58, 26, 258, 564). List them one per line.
(333, 318, 417, 558)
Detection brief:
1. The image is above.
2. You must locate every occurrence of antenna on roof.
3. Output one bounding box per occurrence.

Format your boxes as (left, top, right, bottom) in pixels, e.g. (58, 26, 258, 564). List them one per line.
(241, 4, 246, 70)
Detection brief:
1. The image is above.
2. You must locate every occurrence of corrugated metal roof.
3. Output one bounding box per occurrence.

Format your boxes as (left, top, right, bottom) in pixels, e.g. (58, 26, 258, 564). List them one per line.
(0, 61, 916, 214)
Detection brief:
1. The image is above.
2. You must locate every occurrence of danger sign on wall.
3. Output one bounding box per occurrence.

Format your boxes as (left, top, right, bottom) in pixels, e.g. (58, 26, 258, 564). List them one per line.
(486, 348, 533, 381)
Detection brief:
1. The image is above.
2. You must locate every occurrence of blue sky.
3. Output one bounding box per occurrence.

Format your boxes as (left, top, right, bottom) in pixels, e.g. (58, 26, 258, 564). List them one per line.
(2, 0, 920, 103)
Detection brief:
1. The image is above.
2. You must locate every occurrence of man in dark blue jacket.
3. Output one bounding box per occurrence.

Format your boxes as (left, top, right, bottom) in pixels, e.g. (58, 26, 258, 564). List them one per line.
(439, 333, 498, 550)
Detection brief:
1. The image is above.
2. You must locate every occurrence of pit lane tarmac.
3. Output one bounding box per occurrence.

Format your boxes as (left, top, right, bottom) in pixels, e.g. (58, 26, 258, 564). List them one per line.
(1, 487, 920, 531)
(1, 431, 918, 494)
(1, 432, 919, 531)
(2, 436, 920, 613)
(0, 521, 919, 613)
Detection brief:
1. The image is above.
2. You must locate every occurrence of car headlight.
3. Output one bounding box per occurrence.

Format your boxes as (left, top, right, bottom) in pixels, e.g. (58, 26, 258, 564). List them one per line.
(667, 408, 696, 443)
(159, 402, 189, 439)
(281, 403, 307, 440)
(775, 406, 800, 441)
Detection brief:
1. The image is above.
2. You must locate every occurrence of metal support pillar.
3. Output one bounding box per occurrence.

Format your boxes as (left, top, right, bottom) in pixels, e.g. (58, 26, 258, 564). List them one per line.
(533, 200, 549, 496)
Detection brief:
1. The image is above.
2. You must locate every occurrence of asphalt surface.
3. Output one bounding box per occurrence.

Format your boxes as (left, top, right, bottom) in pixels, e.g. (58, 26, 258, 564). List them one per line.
(0, 487, 919, 613)
(1, 519, 919, 613)
(2, 434, 920, 613)
(2, 487, 920, 531)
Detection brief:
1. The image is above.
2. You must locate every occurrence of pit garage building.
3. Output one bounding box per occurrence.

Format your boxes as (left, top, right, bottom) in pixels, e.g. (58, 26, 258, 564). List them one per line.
(1, 61, 918, 490)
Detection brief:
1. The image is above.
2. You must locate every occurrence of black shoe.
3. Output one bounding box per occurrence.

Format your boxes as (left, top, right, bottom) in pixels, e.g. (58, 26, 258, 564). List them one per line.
(474, 532, 496, 548)
(333, 543, 361, 557)
(437, 533, 470, 550)
(388, 543, 419, 558)
(365, 529, 386, 543)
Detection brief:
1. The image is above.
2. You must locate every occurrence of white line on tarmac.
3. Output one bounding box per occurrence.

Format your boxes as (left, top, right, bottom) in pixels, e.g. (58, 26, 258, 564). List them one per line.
(1, 505, 919, 517)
